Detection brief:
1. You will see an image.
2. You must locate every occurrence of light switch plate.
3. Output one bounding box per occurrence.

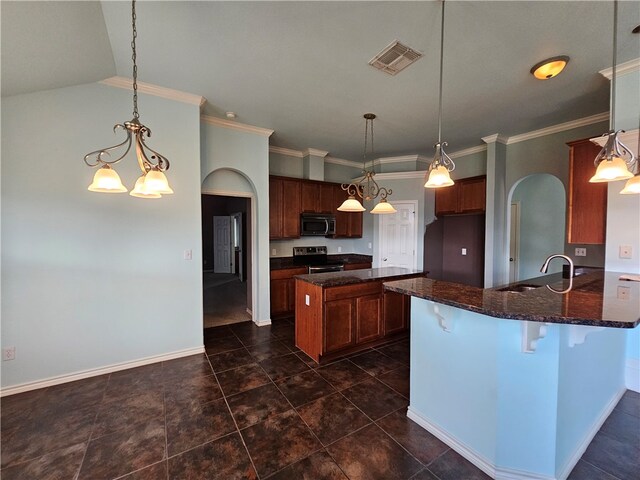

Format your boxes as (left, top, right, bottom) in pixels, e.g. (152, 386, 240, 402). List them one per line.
(305, 294, 310, 306)
(575, 248, 587, 257)
(461, 248, 467, 256)
(183, 249, 192, 260)
(619, 245, 632, 259)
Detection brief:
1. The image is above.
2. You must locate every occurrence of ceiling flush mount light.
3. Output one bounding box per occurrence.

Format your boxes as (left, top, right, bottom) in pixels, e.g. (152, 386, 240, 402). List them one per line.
(530, 56, 570, 80)
(425, 1, 455, 189)
(84, 0, 173, 198)
(338, 114, 396, 214)
(590, 0, 637, 185)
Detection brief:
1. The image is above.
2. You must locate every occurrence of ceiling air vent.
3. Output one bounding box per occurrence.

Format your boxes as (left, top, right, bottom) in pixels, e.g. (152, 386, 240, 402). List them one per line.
(369, 40, 423, 76)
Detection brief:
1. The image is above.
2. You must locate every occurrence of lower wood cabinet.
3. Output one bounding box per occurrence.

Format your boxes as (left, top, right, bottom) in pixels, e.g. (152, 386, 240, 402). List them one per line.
(270, 267, 308, 318)
(383, 291, 409, 335)
(356, 294, 382, 343)
(324, 298, 355, 352)
(343, 262, 372, 271)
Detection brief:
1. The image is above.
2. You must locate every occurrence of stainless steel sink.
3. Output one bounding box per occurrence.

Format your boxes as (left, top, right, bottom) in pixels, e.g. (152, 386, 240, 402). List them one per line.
(497, 284, 540, 293)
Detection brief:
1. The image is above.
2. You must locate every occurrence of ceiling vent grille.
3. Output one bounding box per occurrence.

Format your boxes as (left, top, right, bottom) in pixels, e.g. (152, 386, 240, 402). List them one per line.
(369, 40, 423, 76)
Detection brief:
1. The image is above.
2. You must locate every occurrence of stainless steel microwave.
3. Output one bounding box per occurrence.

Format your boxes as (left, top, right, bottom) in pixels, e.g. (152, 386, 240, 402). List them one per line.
(300, 213, 336, 236)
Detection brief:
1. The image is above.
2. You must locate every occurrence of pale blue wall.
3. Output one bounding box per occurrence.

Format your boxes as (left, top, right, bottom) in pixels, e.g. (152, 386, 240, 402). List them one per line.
(269, 152, 303, 178)
(201, 123, 271, 324)
(1, 83, 203, 388)
(511, 174, 566, 280)
(323, 161, 362, 184)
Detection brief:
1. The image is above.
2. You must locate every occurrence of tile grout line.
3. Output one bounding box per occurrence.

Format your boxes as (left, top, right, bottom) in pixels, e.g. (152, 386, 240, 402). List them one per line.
(579, 458, 625, 480)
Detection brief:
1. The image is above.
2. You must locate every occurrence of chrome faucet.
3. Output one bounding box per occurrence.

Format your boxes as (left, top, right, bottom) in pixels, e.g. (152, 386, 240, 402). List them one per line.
(540, 254, 574, 294)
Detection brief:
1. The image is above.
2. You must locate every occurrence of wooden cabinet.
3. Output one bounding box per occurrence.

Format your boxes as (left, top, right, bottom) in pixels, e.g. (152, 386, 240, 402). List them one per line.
(567, 139, 607, 244)
(435, 175, 486, 216)
(324, 299, 355, 352)
(270, 267, 308, 318)
(269, 176, 362, 239)
(383, 291, 409, 335)
(269, 177, 301, 239)
(356, 294, 382, 343)
(344, 262, 372, 271)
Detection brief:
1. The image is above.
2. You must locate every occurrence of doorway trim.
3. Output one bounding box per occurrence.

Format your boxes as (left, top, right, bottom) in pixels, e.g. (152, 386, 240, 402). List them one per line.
(376, 200, 419, 269)
(202, 188, 256, 323)
(509, 202, 521, 284)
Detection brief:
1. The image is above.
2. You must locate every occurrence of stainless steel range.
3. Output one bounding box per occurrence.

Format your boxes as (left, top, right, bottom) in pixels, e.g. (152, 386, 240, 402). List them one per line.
(293, 246, 345, 274)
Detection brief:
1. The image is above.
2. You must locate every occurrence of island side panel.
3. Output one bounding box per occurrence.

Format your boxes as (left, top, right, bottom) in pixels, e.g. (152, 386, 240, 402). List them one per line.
(295, 279, 323, 362)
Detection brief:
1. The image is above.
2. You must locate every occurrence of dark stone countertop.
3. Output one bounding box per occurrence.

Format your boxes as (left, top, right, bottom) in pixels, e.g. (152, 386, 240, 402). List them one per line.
(295, 267, 424, 287)
(270, 254, 373, 271)
(383, 271, 640, 328)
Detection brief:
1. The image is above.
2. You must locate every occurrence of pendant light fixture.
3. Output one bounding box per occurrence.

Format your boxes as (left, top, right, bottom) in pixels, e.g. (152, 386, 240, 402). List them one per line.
(425, 0, 455, 189)
(620, 127, 640, 194)
(589, 0, 636, 184)
(84, 0, 173, 198)
(530, 56, 570, 80)
(338, 114, 396, 214)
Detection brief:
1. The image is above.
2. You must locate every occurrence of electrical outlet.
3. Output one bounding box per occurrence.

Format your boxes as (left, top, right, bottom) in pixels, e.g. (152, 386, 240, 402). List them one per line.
(305, 294, 310, 306)
(2, 347, 16, 361)
(338, 246, 342, 253)
(617, 286, 630, 300)
(461, 248, 467, 256)
(368, 242, 372, 249)
(575, 248, 587, 257)
(271, 248, 277, 256)
(183, 249, 192, 260)
(619, 245, 632, 259)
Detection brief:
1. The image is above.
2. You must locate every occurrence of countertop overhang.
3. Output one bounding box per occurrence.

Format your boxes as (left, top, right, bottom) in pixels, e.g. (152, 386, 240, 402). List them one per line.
(383, 271, 640, 328)
(295, 267, 424, 287)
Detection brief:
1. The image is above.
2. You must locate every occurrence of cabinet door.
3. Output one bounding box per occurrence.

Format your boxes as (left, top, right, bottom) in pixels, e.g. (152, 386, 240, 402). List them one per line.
(269, 177, 283, 239)
(333, 185, 349, 237)
(383, 291, 408, 335)
(356, 294, 382, 343)
(567, 140, 607, 244)
(270, 279, 289, 316)
(348, 211, 363, 238)
(319, 184, 335, 213)
(286, 278, 297, 313)
(282, 179, 301, 238)
(459, 176, 486, 213)
(434, 184, 459, 215)
(301, 182, 320, 213)
(325, 299, 355, 352)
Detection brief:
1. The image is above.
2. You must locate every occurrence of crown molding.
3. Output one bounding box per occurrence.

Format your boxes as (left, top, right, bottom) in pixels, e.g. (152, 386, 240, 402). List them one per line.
(100, 76, 206, 107)
(352, 171, 427, 181)
(590, 129, 639, 153)
(269, 146, 304, 158)
(325, 156, 362, 168)
(599, 58, 640, 80)
(303, 148, 330, 158)
(481, 133, 508, 145)
(449, 144, 487, 159)
(506, 112, 609, 145)
(201, 115, 274, 137)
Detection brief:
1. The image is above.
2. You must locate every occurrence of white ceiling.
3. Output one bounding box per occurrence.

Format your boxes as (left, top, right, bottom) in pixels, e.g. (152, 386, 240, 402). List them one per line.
(2, 1, 639, 160)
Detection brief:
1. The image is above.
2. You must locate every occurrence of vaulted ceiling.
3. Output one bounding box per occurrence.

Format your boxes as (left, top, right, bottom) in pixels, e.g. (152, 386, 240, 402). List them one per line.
(2, 1, 639, 160)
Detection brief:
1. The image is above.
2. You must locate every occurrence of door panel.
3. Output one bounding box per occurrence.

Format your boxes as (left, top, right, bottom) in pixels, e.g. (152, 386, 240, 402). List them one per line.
(384, 291, 407, 335)
(325, 299, 355, 352)
(213, 216, 232, 273)
(379, 202, 416, 268)
(356, 294, 382, 343)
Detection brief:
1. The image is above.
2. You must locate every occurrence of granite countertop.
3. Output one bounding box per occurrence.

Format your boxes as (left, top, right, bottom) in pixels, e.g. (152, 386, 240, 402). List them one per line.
(270, 254, 373, 270)
(383, 271, 640, 328)
(296, 267, 424, 287)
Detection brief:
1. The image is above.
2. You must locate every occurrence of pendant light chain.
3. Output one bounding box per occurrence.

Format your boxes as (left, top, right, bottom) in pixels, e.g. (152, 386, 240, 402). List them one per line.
(131, 0, 139, 120)
(610, 0, 617, 131)
(437, 0, 445, 144)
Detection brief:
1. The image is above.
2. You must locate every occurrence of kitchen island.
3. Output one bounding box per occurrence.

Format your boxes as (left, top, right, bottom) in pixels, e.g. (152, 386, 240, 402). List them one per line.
(384, 271, 639, 480)
(295, 267, 423, 363)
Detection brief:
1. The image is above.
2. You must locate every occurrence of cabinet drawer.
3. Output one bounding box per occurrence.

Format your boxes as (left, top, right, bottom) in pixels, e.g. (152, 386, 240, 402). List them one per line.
(343, 262, 372, 271)
(270, 267, 308, 280)
(325, 282, 381, 302)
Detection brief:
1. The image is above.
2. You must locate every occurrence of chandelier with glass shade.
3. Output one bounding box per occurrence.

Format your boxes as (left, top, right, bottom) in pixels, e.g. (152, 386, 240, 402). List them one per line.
(84, 0, 173, 199)
(338, 114, 397, 214)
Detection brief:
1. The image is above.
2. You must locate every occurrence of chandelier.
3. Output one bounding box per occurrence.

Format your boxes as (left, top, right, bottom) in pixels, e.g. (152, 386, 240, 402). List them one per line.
(424, 0, 455, 189)
(84, 0, 173, 199)
(589, 0, 637, 188)
(338, 114, 396, 214)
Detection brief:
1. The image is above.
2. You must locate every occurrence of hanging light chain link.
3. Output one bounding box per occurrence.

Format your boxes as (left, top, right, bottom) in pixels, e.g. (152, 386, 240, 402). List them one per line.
(131, 0, 139, 119)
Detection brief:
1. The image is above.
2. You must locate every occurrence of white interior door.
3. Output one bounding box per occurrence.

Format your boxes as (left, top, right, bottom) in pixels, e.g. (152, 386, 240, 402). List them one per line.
(378, 201, 417, 269)
(213, 216, 232, 273)
(509, 203, 520, 283)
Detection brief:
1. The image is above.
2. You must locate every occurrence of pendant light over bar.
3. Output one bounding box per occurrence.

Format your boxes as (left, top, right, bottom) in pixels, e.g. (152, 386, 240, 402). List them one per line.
(84, 0, 173, 198)
(589, 0, 637, 185)
(338, 114, 396, 214)
(425, 0, 455, 189)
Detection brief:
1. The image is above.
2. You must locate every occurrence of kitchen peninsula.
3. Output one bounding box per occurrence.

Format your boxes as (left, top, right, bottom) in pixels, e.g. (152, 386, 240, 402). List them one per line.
(384, 272, 640, 480)
(295, 267, 423, 363)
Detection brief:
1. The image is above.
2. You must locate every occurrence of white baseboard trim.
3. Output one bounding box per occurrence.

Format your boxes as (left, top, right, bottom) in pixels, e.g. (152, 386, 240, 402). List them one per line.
(0, 346, 205, 397)
(625, 359, 640, 393)
(557, 387, 626, 479)
(254, 318, 272, 327)
(407, 407, 496, 478)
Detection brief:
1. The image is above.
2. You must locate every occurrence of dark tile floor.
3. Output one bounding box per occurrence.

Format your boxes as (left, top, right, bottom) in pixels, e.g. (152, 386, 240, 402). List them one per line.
(1, 318, 638, 479)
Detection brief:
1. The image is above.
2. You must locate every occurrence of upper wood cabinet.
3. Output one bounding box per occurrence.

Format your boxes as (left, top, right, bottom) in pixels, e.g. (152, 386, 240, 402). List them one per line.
(434, 175, 486, 216)
(567, 139, 607, 244)
(269, 177, 284, 239)
(301, 182, 320, 213)
(269, 176, 301, 239)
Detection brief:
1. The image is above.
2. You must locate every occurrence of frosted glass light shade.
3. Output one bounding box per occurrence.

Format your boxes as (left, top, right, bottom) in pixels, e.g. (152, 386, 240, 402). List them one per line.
(143, 169, 174, 194)
(88, 165, 127, 193)
(620, 175, 640, 194)
(130, 175, 161, 198)
(371, 199, 397, 214)
(530, 56, 569, 80)
(589, 157, 634, 183)
(424, 165, 454, 188)
(337, 196, 366, 212)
